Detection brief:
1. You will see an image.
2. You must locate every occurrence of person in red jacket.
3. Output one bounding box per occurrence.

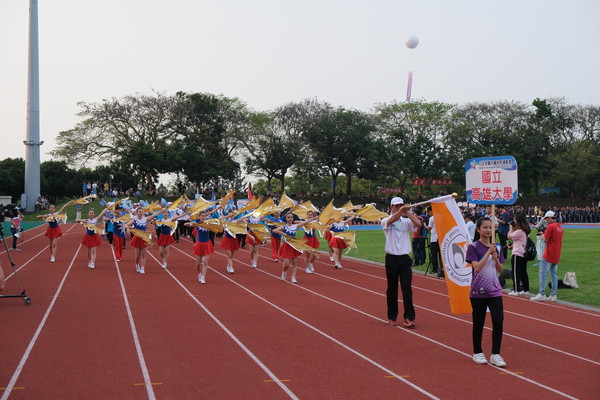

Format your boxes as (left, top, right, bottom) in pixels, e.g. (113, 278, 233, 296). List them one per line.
(531, 211, 564, 302)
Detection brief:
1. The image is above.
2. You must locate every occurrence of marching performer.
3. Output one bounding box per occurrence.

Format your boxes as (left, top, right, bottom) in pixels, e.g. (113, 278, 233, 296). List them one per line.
(36, 200, 73, 262)
(75, 207, 110, 269)
(125, 207, 163, 274)
(219, 211, 244, 274)
(156, 208, 189, 269)
(241, 213, 265, 269)
(328, 215, 357, 269)
(266, 211, 284, 262)
(272, 212, 318, 284)
(185, 211, 215, 284)
(303, 210, 320, 273)
(111, 205, 130, 262)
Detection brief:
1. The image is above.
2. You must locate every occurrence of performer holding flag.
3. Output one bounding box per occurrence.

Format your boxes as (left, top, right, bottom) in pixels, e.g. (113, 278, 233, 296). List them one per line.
(272, 212, 318, 284)
(75, 206, 111, 269)
(126, 207, 163, 274)
(36, 200, 73, 262)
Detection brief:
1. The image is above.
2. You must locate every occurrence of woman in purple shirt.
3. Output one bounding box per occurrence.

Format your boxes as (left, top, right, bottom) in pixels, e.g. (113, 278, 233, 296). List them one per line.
(466, 217, 507, 368)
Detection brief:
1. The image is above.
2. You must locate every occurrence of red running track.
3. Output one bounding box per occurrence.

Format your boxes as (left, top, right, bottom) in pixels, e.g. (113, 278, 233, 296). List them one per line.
(1, 223, 599, 399)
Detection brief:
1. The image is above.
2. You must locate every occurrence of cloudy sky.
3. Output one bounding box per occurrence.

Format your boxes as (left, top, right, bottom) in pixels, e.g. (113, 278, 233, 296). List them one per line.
(1, 0, 599, 163)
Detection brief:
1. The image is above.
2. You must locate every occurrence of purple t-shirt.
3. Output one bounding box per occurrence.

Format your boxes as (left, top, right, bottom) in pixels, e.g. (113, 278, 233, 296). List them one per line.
(466, 241, 505, 298)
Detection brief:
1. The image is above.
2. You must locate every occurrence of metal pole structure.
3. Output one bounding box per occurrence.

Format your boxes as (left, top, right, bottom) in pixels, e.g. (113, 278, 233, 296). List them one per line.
(23, 0, 43, 212)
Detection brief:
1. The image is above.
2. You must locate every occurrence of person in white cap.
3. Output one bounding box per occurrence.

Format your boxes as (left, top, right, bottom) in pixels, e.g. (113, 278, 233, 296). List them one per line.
(381, 196, 421, 328)
(531, 211, 564, 302)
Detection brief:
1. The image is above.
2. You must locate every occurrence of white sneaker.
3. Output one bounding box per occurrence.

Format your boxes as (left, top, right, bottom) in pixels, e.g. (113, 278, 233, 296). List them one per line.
(140, 266, 145, 274)
(472, 353, 487, 364)
(335, 263, 343, 269)
(89, 263, 95, 269)
(309, 263, 314, 272)
(50, 256, 55, 263)
(251, 261, 257, 269)
(305, 267, 313, 274)
(162, 262, 167, 269)
(199, 274, 205, 284)
(519, 291, 530, 296)
(489, 354, 507, 367)
(291, 277, 298, 284)
(136, 264, 140, 273)
(508, 291, 519, 296)
(281, 271, 287, 280)
(329, 256, 334, 262)
(549, 295, 557, 302)
(531, 294, 547, 301)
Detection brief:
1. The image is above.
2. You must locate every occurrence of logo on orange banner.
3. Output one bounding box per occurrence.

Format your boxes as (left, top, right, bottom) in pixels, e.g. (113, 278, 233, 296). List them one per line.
(440, 226, 471, 286)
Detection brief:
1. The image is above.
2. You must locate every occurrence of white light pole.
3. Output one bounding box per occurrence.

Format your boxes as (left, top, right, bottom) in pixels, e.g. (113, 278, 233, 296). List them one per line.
(23, 0, 42, 212)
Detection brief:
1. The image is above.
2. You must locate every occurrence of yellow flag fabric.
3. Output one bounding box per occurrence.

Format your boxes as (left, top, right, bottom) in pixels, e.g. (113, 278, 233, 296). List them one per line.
(252, 198, 283, 218)
(318, 200, 348, 224)
(142, 201, 163, 213)
(248, 223, 270, 242)
(332, 231, 357, 253)
(155, 220, 178, 233)
(187, 219, 224, 233)
(114, 213, 133, 223)
(230, 196, 263, 219)
(278, 192, 295, 210)
(129, 228, 154, 246)
(82, 221, 105, 235)
(167, 195, 186, 210)
(224, 222, 248, 237)
(283, 236, 319, 254)
(45, 213, 67, 223)
(73, 195, 96, 205)
(219, 190, 236, 209)
(431, 195, 473, 315)
(188, 197, 217, 215)
(108, 197, 129, 211)
(355, 204, 388, 222)
(290, 201, 319, 220)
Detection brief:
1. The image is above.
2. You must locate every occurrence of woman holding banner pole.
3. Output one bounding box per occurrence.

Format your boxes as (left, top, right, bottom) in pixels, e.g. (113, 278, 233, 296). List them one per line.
(465, 217, 507, 367)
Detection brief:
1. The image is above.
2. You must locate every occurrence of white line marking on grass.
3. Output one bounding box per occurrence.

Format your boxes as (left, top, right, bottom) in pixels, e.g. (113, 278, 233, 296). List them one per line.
(1, 246, 82, 400)
(111, 247, 156, 400)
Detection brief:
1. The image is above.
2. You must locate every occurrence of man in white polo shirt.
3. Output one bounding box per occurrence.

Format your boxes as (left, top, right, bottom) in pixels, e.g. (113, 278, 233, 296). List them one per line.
(382, 197, 421, 328)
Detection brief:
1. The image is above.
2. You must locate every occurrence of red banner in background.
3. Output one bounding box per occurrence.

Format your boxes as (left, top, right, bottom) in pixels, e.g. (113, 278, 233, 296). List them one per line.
(380, 188, 403, 194)
(412, 178, 454, 186)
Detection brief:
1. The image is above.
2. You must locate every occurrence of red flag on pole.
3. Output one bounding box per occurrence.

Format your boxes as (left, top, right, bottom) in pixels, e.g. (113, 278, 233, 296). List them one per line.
(247, 183, 253, 200)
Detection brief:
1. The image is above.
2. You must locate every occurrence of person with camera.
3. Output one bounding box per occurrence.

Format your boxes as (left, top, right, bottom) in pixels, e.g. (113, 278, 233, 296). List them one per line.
(507, 213, 531, 296)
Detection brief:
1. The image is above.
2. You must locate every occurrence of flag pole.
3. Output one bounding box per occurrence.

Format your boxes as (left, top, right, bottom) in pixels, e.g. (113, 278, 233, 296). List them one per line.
(407, 193, 458, 208)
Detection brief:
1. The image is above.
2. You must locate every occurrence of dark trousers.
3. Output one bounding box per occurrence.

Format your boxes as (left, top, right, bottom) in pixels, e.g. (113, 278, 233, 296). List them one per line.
(412, 238, 426, 265)
(471, 296, 504, 354)
(498, 232, 508, 258)
(430, 241, 442, 274)
(385, 254, 415, 322)
(511, 254, 529, 292)
(10, 227, 18, 249)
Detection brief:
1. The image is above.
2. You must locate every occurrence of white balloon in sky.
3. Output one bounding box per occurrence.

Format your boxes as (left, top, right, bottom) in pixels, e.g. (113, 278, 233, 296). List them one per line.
(404, 34, 419, 49)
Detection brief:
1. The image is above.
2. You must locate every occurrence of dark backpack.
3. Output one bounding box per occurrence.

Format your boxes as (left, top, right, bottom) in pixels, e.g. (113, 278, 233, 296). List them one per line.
(524, 237, 537, 261)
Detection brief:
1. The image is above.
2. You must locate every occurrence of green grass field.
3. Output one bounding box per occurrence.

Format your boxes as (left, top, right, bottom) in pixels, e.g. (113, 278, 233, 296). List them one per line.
(322, 229, 600, 308)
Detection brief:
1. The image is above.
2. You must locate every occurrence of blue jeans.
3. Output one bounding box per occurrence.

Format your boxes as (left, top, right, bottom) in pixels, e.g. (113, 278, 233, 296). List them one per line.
(539, 258, 558, 296)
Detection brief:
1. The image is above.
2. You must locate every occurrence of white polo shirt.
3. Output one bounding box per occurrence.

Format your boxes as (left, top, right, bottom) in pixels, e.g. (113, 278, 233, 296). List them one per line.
(382, 216, 418, 256)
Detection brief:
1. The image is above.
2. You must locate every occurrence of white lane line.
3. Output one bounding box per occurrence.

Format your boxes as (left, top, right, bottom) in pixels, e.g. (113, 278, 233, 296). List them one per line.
(147, 251, 299, 400)
(1, 245, 82, 400)
(169, 247, 440, 400)
(214, 251, 581, 400)
(111, 247, 156, 400)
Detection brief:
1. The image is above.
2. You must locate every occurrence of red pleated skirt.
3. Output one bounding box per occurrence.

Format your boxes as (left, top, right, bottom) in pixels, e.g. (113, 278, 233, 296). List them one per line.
(130, 235, 148, 249)
(193, 240, 215, 256)
(81, 234, 101, 248)
(329, 237, 347, 249)
(305, 236, 320, 249)
(46, 226, 63, 239)
(325, 231, 332, 242)
(220, 236, 240, 251)
(157, 234, 175, 246)
(280, 242, 301, 259)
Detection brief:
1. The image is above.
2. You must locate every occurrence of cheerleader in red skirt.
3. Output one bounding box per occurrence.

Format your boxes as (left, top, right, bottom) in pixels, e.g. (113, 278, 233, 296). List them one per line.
(75, 207, 110, 269)
(125, 207, 163, 274)
(185, 211, 214, 284)
(36, 200, 73, 262)
(241, 213, 265, 269)
(328, 215, 357, 269)
(219, 210, 242, 274)
(303, 210, 320, 274)
(272, 212, 318, 284)
(156, 209, 189, 269)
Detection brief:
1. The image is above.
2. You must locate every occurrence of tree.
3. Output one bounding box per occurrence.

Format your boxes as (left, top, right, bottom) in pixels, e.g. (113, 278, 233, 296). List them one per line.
(0, 158, 25, 202)
(304, 107, 376, 195)
(40, 161, 81, 203)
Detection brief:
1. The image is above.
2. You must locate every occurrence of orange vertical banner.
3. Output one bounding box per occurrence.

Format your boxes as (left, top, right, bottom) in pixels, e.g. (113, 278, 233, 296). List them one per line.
(431, 195, 473, 314)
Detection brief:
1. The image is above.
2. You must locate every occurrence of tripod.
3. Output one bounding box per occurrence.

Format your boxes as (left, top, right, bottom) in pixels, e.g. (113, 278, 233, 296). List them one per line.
(422, 237, 433, 275)
(0, 225, 32, 305)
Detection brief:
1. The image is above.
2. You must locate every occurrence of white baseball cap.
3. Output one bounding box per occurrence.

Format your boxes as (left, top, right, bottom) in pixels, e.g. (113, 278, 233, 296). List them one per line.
(543, 211, 556, 219)
(390, 197, 404, 206)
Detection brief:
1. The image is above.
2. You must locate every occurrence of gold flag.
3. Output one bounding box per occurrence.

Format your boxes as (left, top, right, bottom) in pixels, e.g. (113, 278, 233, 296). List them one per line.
(283, 236, 319, 254)
(219, 190, 236, 209)
(142, 201, 163, 213)
(278, 192, 295, 209)
(188, 197, 216, 215)
(45, 213, 67, 223)
(114, 213, 132, 223)
(247, 223, 270, 242)
(82, 221, 105, 235)
(251, 197, 283, 218)
(290, 201, 319, 220)
(305, 221, 329, 238)
(107, 197, 129, 211)
(229, 196, 263, 219)
(155, 220, 178, 233)
(129, 228, 154, 246)
(355, 204, 388, 222)
(333, 231, 357, 253)
(73, 195, 96, 205)
(318, 200, 349, 225)
(167, 195, 186, 211)
(224, 221, 248, 237)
